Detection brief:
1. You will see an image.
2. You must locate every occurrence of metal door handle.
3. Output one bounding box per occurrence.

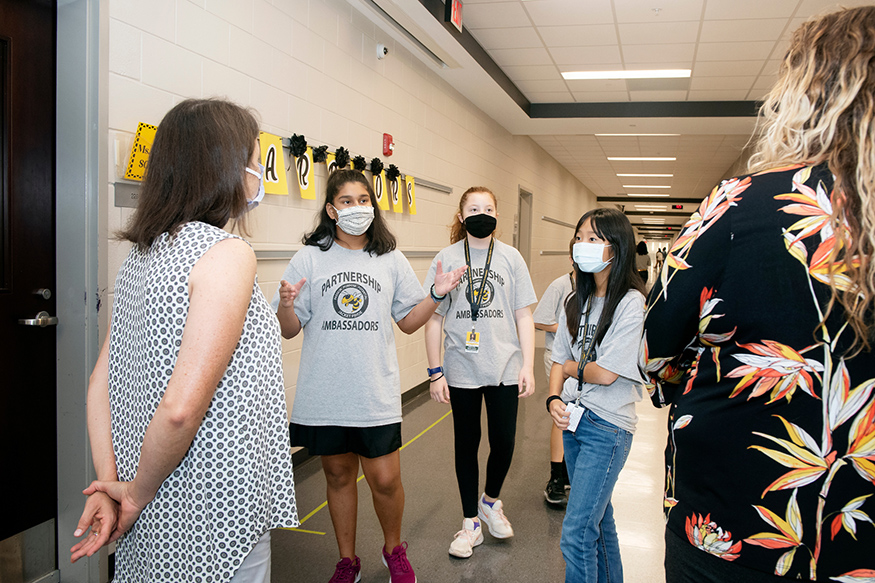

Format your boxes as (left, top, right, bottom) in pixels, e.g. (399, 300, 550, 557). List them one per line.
(18, 311, 59, 327)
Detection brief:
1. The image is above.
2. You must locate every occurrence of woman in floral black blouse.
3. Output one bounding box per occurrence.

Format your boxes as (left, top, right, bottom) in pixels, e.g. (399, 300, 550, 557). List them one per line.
(642, 7, 875, 582)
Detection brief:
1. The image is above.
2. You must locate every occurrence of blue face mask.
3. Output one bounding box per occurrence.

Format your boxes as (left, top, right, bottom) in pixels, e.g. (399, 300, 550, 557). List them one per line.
(244, 164, 265, 211)
(572, 241, 612, 273)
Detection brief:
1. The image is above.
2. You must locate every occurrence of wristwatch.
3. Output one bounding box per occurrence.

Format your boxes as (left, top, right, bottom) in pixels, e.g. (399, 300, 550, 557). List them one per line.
(427, 366, 443, 376)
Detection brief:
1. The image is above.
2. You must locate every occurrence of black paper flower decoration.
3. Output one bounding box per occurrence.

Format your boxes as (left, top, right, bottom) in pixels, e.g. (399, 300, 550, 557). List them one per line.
(370, 157, 384, 175)
(386, 164, 400, 182)
(312, 145, 329, 163)
(289, 134, 307, 158)
(352, 155, 367, 172)
(334, 147, 350, 169)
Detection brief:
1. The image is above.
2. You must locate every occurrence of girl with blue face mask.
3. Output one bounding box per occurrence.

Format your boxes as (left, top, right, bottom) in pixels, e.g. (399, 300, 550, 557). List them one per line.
(546, 207, 647, 583)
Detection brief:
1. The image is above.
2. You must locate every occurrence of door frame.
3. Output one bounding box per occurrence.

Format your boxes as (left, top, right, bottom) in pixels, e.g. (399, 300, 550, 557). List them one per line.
(56, 0, 106, 582)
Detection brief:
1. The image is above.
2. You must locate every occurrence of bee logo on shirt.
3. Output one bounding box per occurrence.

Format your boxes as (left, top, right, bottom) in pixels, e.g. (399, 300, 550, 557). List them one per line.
(464, 279, 495, 308)
(333, 283, 369, 318)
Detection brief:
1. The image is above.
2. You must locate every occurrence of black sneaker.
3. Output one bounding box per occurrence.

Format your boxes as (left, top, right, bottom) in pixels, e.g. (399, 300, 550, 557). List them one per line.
(544, 477, 566, 505)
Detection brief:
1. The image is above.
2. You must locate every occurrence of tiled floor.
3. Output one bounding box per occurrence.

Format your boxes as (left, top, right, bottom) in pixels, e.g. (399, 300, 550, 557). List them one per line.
(272, 349, 669, 582)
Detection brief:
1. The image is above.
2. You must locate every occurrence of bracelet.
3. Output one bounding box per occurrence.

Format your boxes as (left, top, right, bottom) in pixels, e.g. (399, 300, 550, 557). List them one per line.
(429, 373, 444, 382)
(430, 284, 447, 303)
(545, 395, 563, 412)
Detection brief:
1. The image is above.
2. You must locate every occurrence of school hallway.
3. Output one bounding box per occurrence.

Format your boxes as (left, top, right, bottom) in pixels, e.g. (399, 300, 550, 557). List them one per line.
(272, 348, 669, 583)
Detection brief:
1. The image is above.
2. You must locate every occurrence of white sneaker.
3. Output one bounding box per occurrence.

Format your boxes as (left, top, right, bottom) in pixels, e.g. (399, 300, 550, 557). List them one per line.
(477, 495, 514, 539)
(448, 518, 484, 558)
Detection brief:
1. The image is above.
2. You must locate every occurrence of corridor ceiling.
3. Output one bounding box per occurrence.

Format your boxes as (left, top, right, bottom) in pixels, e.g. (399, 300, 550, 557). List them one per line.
(356, 0, 871, 239)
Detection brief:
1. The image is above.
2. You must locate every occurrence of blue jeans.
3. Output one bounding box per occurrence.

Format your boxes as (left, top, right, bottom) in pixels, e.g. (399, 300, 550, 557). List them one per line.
(561, 407, 633, 583)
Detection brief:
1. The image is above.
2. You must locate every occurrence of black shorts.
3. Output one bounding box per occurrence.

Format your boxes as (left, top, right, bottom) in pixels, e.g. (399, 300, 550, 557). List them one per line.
(289, 422, 402, 459)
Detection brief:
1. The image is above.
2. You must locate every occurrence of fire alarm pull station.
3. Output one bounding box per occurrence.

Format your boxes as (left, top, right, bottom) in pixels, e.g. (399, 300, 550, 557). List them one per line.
(383, 133, 394, 156)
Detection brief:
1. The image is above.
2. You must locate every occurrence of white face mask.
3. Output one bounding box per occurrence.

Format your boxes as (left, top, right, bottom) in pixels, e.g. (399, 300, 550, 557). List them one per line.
(332, 205, 375, 236)
(244, 164, 265, 211)
(573, 241, 612, 273)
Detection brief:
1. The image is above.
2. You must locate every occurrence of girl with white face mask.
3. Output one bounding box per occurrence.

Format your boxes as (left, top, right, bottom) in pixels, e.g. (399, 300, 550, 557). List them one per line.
(423, 186, 538, 559)
(271, 169, 464, 583)
(546, 208, 647, 583)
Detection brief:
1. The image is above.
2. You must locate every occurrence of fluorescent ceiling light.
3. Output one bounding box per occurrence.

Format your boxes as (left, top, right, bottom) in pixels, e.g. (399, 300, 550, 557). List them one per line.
(623, 184, 671, 189)
(597, 134, 680, 137)
(636, 205, 667, 210)
(626, 193, 671, 197)
(617, 174, 673, 177)
(562, 69, 691, 80)
(608, 157, 676, 161)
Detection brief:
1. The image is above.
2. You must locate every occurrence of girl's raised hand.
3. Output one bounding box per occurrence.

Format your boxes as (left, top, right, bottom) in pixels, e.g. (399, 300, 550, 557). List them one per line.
(433, 260, 467, 297)
(279, 278, 307, 308)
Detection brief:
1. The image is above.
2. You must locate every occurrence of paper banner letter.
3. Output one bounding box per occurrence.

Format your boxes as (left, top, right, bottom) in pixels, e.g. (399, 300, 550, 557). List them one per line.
(326, 152, 337, 175)
(390, 176, 403, 213)
(404, 175, 417, 215)
(124, 122, 158, 181)
(373, 172, 389, 210)
(295, 147, 316, 200)
(259, 132, 289, 196)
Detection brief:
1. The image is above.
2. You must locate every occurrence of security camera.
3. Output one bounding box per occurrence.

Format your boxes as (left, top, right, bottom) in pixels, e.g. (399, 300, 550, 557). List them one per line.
(377, 44, 388, 59)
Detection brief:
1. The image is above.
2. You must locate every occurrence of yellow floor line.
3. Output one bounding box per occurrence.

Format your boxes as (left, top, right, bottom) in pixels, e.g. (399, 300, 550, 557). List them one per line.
(281, 408, 453, 534)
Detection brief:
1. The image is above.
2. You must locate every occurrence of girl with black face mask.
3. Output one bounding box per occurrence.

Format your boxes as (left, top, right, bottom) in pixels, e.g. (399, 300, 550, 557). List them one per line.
(423, 186, 538, 559)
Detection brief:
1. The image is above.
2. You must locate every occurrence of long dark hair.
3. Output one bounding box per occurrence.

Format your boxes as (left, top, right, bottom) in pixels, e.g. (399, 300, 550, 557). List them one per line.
(119, 99, 257, 249)
(564, 208, 645, 345)
(302, 168, 396, 255)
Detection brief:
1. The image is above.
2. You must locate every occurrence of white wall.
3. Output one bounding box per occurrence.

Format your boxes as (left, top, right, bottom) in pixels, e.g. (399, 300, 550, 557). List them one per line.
(103, 0, 598, 422)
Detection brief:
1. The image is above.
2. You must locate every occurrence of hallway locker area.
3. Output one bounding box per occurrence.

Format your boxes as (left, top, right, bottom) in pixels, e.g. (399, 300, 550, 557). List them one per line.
(272, 350, 669, 583)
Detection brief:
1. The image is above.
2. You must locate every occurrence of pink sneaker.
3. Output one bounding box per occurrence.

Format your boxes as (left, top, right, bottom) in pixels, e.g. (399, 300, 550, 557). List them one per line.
(381, 542, 417, 583)
(329, 556, 361, 583)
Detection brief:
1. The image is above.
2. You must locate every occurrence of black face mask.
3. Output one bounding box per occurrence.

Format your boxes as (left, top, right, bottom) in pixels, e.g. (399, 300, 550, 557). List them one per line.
(464, 213, 497, 239)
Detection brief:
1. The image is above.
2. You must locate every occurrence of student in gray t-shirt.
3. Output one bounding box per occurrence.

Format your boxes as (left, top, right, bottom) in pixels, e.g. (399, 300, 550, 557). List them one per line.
(532, 263, 575, 505)
(423, 186, 537, 559)
(271, 170, 464, 583)
(546, 207, 646, 583)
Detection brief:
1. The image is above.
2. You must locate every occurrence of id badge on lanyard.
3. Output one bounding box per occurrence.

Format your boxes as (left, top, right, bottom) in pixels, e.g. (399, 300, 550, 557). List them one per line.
(463, 238, 494, 354)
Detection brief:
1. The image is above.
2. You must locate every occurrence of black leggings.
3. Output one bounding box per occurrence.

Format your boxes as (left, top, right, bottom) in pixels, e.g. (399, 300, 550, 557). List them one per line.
(449, 384, 519, 518)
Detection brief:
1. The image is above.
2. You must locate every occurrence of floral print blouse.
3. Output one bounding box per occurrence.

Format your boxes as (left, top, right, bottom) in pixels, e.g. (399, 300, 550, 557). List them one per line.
(642, 164, 875, 581)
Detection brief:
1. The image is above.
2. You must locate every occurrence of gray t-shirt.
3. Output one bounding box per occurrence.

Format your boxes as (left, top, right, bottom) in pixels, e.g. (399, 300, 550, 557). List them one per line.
(533, 272, 574, 352)
(271, 244, 425, 427)
(552, 289, 646, 433)
(424, 239, 537, 389)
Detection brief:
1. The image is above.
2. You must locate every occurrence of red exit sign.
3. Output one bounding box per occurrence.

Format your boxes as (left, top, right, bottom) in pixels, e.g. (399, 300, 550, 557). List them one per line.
(446, 0, 463, 32)
(672, 204, 683, 209)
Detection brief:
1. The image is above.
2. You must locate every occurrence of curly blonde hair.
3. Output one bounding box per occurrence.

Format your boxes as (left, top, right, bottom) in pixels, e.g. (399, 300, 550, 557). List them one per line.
(748, 5, 875, 354)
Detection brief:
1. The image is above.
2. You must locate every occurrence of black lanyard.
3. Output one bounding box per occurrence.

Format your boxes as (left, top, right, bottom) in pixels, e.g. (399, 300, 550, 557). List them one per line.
(576, 295, 602, 390)
(464, 237, 494, 323)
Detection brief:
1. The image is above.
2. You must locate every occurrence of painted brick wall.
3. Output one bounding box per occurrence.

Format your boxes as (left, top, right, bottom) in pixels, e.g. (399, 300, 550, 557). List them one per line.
(103, 0, 598, 421)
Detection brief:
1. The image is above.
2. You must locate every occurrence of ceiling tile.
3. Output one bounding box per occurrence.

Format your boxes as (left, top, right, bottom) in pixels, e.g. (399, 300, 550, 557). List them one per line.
(550, 45, 623, 66)
(514, 78, 569, 92)
(537, 24, 618, 47)
(463, 2, 531, 29)
(704, 0, 798, 20)
(696, 41, 776, 61)
(797, 0, 875, 17)
(503, 65, 564, 81)
(469, 27, 544, 50)
(618, 21, 700, 45)
(753, 74, 778, 90)
(613, 0, 705, 23)
(687, 89, 751, 101)
(489, 47, 554, 66)
(629, 90, 690, 102)
(566, 79, 628, 92)
(694, 60, 765, 77)
(523, 0, 614, 26)
(700, 18, 789, 42)
(690, 76, 756, 91)
(621, 43, 696, 63)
